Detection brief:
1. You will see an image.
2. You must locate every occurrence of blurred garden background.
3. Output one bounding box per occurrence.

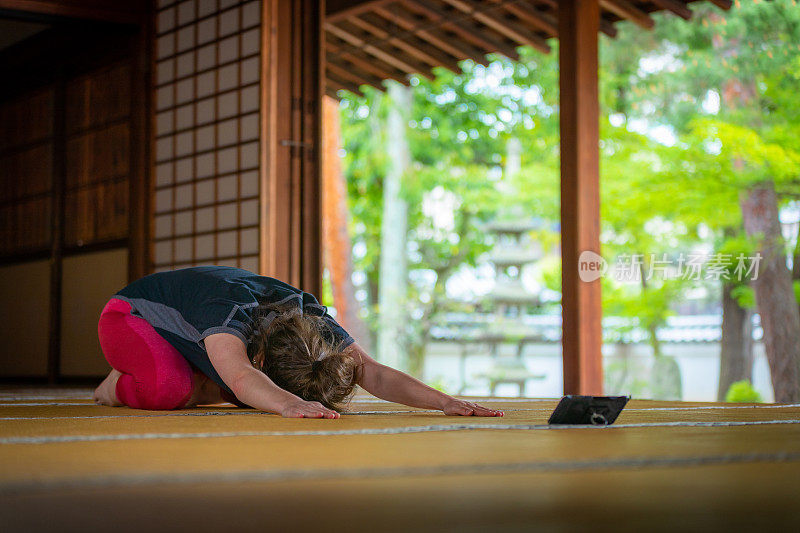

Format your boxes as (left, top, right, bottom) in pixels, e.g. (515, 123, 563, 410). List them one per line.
(320, 0, 800, 402)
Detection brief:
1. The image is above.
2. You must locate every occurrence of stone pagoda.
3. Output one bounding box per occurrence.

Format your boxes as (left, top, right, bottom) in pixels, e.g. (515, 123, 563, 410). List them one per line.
(475, 214, 545, 396)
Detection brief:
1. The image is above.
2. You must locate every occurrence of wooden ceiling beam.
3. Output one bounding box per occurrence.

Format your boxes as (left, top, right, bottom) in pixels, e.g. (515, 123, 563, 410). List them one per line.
(599, 0, 655, 30)
(649, 0, 692, 20)
(326, 59, 386, 91)
(498, 1, 616, 40)
(372, 5, 490, 66)
(499, 1, 557, 37)
(440, 0, 551, 54)
(325, 0, 396, 22)
(326, 35, 412, 85)
(333, 52, 411, 85)
(326, 21, 436, 78)
(0, 0, 146, 24)
(401, 0, 520, 61)
(598, 17, 619, 38)
(326, 69, 368, 96)
(349, 12, 463, 72)
(326, 73, 366, 97)
(324, 0, 722, 96)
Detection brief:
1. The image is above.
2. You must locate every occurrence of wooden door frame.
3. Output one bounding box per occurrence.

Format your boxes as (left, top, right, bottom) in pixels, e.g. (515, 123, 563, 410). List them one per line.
(260, 0, 323, 295)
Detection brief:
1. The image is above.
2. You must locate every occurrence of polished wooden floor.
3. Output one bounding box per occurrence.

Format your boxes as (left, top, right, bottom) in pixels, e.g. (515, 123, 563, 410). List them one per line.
(1, 388, 799, 531)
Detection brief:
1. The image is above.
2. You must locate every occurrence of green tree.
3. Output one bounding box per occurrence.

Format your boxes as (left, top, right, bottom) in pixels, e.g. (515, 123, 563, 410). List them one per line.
(335, 0, 800, 401)
(621, 1, 800, 401)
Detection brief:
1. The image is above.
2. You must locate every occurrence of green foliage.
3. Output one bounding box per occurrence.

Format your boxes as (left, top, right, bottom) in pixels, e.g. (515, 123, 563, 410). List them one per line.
(339, 50, 564, 343)
(604, 356, 650, 397)
(620, 0, 800, 133)
(711, 234, 759, 310)
(321, 267, 334, 307)
(536, 254, 562, 292)
(426, 376, 451, 395)
(339, 89, 390, 309)
(595, 1, 800, 355)
(725, 380, 763, 403)
(731, 284, 756, 309)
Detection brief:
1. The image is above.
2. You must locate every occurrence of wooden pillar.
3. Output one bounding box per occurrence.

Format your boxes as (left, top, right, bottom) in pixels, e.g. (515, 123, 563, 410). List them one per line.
(129, 24, 152, 282)
(300, 0, 323, 296)
(47, 77, 66, 384)
(558, 0, 603, 394)
(260, 0, 323, 295)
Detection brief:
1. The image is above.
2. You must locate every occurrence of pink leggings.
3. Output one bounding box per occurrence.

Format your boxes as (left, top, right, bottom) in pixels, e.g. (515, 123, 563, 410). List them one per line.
(97, 298, 195, 410)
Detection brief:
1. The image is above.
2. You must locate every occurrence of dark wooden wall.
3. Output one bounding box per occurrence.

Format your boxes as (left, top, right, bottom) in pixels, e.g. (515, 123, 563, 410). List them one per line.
(0, 88, 54, 255)
(0, 21, 149, 382)
(64, 63, 132, 247)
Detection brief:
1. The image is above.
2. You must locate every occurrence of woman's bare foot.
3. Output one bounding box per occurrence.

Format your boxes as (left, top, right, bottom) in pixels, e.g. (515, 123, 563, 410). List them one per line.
(93, 369, 124, 406)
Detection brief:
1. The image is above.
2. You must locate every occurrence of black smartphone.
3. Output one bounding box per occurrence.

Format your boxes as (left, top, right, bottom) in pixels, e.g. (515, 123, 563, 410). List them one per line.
(547, 395, 630, 426)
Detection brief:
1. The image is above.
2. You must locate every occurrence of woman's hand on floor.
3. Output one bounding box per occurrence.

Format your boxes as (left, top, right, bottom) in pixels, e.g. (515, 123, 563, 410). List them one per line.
(442, 399, 503, 417)
(280, 398, 340, 419)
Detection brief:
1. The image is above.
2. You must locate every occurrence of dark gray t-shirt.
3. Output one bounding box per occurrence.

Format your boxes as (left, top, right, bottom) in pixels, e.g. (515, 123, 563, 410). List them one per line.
(112, 266, 353, 394)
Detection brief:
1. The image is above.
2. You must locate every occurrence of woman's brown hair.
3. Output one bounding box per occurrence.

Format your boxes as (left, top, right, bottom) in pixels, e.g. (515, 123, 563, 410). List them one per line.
(246, 300, 361, 411)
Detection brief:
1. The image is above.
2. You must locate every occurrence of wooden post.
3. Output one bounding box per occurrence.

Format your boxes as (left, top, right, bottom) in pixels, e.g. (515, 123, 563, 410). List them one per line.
(559, 0, 603, 394)
(47, 77, 66, 384)
(300, 0, 323, 296)
(129, 23, 152, 282)
(261, 0, 323, 295)
(261, 0, 293, 285)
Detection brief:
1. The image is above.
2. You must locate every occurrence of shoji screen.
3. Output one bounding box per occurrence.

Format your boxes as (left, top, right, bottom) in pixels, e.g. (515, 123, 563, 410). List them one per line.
(153, 0, 261, 273)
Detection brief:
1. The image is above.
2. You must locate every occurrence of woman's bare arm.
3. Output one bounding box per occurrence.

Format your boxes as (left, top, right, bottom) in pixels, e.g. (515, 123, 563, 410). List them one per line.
(347, 343, 503, 417)
(204, 333, 340, 418)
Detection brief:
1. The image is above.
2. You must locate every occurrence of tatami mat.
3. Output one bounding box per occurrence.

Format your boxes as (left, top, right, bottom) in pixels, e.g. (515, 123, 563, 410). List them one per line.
(1, 388, 799, 531)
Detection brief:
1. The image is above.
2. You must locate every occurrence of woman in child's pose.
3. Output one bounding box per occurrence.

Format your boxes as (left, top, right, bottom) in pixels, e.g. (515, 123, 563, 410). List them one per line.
(93, 266, 502, 418)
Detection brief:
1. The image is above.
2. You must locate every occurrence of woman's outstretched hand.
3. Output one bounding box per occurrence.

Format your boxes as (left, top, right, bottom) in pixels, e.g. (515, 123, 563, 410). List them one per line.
(280, 398, 340, 419)
(442, 399, 504, 417)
